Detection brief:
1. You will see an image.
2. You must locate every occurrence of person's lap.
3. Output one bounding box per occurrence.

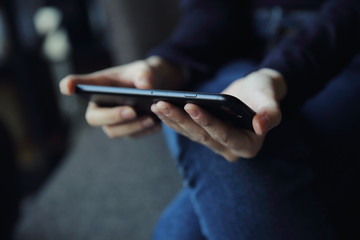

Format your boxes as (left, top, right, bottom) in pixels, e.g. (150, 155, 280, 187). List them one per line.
(153, 188, 206, 240)
(154, 58, 360, 239)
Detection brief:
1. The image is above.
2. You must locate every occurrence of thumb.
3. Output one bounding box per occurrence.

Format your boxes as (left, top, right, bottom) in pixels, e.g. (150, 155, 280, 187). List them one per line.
(252, 105, 282, 135)
(59, 72, 118, 95)
(59, 75, 78, 95)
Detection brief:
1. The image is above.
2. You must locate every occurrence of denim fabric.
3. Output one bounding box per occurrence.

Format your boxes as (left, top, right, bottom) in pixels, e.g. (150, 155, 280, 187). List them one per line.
(301, 55, 360, 136)
(154, 60, 339, 239)
(154, 9, 360, 239)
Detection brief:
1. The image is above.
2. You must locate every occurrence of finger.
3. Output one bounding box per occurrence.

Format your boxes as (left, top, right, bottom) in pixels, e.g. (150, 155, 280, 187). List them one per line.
(102, 116, 156, 138)
(133, 65, 154, 89)
(85, 102, 137, 126)
(184, 103, 253, 152)
(59, 71, 130, 96)
(151, 103, 189, 135)
(152, 102, 227, 155)
(59, 65, 142, 96)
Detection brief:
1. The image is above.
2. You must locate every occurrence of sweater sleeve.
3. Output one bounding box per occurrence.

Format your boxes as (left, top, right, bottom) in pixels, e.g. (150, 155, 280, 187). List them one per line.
(148, 0, 254, 77)
(260, 0, 360, 111)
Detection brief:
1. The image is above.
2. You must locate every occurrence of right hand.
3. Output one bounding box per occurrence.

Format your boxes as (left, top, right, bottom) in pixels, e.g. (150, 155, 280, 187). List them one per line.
(59, 56, 183, 138)
(151, 68, 286, 162)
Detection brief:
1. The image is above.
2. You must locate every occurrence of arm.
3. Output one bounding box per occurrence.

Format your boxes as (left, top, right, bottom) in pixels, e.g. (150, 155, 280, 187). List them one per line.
(151, 0, 360, 161)
(60, 0, 254, 140)
(149, 0, 254, 78)
(260, 0, 360, 111)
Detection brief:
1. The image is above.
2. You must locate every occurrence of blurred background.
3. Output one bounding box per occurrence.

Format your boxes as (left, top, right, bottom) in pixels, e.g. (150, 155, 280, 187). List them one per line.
(0, 0, 183, 239)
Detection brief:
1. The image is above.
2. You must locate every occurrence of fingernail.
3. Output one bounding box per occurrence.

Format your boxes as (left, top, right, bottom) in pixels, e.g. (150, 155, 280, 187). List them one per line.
(121, 108, 136, 120)
(260, 115, 269, 134)
(142, 118, 154, 128)
(159, 104, 171, 116)
(59, 80, 70, 95)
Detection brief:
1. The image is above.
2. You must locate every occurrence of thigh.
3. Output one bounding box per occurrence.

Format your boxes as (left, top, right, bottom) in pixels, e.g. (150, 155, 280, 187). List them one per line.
(301, 54, 360, 136)
(301, 55, 360, 239)
(176, 120, 335, 240)
(167, 60, 334, 239)
(152, 188, 205, 240)
(162, 59, 335, 239)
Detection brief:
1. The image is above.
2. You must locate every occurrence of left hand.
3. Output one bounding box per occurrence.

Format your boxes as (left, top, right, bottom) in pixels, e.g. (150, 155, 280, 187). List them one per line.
(151, 68, 287, 162)
(59, 56, 183, 139)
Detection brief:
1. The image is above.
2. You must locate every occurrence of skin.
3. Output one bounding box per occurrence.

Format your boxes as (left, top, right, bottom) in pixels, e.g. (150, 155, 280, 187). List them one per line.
(59, 56, 182, 138)
(59, 56, 287, 162)
(151, 68, 286, 161)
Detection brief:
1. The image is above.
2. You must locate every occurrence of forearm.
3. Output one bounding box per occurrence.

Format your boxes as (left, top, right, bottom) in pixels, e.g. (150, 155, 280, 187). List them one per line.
(148, 0, 254, 78)
(260, 0, 360, 110)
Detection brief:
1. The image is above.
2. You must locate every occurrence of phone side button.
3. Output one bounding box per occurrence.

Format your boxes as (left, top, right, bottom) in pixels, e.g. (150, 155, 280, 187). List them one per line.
(184, 94, 197, 98)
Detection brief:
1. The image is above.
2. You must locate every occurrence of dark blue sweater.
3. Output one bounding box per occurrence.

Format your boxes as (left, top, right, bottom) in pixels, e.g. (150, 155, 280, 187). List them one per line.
(150, 0, 360, 111)
(260, 0, 360, 110)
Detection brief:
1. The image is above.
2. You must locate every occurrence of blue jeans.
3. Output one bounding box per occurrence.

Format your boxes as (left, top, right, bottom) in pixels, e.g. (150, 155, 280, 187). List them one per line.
(152, 59, 359, 239)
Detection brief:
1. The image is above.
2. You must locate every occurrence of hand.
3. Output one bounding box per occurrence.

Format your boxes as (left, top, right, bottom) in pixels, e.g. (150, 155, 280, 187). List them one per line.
(151, 68, 287, 162)
(59, 56, 183, 138)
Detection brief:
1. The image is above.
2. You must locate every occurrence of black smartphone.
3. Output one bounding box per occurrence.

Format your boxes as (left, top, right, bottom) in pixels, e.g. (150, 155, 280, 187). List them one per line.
(75, 84, 255, 131)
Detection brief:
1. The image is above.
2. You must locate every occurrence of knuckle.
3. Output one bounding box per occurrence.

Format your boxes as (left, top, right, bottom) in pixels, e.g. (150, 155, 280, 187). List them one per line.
(194, 131, 210, 143)
(174, 116, 186, 125)
(198, 117, 210, 127)
(192, 112, 210, 126)
(229, 141, 242, 151)
(214, 132, 230, 144)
